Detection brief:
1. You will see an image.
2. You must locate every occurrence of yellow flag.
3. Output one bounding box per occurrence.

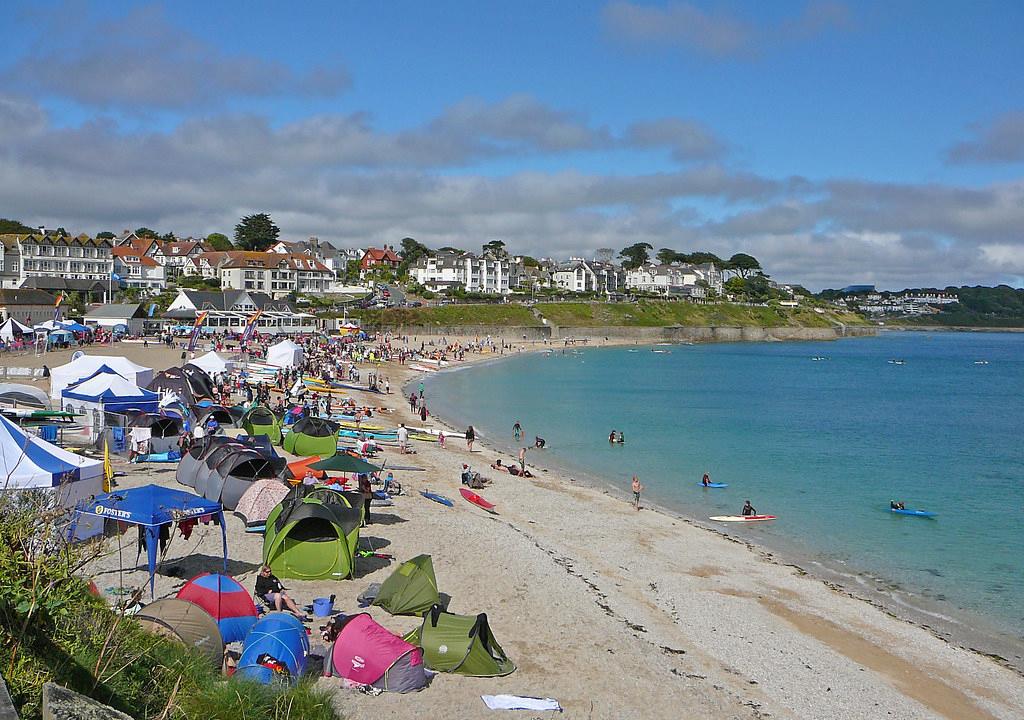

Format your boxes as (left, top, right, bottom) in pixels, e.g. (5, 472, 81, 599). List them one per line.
(103, 437, 113, 493)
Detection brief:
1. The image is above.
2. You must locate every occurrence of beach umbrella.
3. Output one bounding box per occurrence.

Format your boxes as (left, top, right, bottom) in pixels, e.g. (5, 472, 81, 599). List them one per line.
(309, 453, 381, 474)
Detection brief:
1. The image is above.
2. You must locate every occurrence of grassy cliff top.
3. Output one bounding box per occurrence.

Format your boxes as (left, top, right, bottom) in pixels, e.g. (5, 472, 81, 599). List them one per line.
(354, 301, 866, 328)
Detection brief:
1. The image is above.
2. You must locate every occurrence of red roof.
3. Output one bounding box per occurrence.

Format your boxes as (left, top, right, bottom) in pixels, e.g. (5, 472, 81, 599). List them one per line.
(361, 247, 400, 266)
(112, 247, 159, 266)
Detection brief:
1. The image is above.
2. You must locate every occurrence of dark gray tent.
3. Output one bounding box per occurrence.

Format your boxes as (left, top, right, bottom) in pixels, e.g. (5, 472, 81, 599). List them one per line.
(203, 448, 280, 510)
(0, 383, 50, 409)
(194, 405, 235, 429)
(176, 435, 237, 488)
(193, 443, 247, 498)
(181, 364, 216, 400)
(127, 412, 183, 454)
(135, 598, 224, 668)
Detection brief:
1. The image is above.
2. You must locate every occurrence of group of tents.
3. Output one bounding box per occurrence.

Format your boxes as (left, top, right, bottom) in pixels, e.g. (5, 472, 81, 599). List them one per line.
(131, 555, 513, 691)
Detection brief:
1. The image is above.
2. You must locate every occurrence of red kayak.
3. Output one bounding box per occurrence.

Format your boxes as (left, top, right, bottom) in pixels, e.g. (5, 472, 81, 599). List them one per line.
(460, 488, 497, 514)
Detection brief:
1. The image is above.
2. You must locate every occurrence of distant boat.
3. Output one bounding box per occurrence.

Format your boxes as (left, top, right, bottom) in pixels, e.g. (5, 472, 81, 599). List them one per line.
(810, 356, 828, 361)
(974, 360, 989, 365)
(651, 349, 671, 354)
(888, 359, 906, 365)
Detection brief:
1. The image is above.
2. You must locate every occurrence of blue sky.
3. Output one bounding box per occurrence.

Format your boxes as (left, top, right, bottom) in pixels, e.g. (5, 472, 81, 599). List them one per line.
(2, 0, 1023, 289)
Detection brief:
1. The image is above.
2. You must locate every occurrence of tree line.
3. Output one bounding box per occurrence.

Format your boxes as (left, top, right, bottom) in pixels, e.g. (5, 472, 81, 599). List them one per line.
(617, 242, 762, 276)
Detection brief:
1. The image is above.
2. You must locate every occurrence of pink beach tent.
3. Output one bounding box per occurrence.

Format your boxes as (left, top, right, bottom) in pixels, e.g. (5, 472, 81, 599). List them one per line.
(324, 613, 427, 693)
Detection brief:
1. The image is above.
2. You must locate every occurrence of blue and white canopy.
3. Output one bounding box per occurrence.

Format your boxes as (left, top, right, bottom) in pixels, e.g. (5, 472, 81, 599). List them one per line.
(77, 485, 227, 595)
(62, 371, 160, 414)
(0, 414, 102, 488)
(50, 354, 155, 400)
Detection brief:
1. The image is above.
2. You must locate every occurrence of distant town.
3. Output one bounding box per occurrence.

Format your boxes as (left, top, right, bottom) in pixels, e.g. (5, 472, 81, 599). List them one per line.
(2, 216, 1022, 335)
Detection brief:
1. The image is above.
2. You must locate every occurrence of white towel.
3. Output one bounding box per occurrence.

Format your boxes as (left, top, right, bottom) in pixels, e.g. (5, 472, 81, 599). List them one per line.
(481, 694, 562, 711)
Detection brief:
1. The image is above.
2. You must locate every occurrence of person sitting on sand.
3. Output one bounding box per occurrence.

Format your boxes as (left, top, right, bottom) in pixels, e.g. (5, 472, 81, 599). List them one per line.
(255, 565, 309, 621)
(507, 464, 533, 478)
(490, 459, 504, 470)
(741, 500, 757, 516)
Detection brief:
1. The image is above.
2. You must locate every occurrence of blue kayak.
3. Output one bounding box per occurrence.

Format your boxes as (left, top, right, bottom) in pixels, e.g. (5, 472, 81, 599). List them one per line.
(699, 482, 728, 488)
(421, 491, 453, 507)
(890, 507, 937, 518)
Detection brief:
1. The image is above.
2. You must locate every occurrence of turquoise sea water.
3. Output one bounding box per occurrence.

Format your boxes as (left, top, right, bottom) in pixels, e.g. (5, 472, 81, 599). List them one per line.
(423, 331, 1024, 641)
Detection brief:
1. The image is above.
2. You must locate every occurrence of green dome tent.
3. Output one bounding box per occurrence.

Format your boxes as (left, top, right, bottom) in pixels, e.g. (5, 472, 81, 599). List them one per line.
(404, 605, 515, 677)
(241, 405, 282, 445)
(372, 554, 440, 617)
(263, 495, 361, 580)
(282, 416, 339, 458)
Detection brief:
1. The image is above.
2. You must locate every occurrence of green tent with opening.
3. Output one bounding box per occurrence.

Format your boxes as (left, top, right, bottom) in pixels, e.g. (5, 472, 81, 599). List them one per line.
(372, 554, 440, 616)
(283, 416, 339, 458)
(263, 495, 361, 580)
(404, 605, 515, 677)
(241, 405, 282, 445)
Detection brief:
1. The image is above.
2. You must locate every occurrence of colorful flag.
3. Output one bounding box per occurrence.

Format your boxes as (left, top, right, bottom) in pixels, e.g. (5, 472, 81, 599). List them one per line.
(241, 309, 262, 343)
(187, 311, 208, 351)
(53, 292, 64, 321)
(103, 437, 113, 493)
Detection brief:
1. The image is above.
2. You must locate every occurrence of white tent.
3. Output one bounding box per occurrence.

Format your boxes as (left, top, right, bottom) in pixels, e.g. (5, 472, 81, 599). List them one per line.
(0, 414, 103, 539)
(0, 382, 51, 409)
(188, 351, 230, 375)
(49, 355, 155, 400)
(266, 339, 304, 368)
(0, 317, 33, 341)
(62, 372, 160, 415)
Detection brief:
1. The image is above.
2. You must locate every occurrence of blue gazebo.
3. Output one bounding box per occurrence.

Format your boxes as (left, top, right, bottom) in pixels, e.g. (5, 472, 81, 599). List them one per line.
(76, 484, 227, 595)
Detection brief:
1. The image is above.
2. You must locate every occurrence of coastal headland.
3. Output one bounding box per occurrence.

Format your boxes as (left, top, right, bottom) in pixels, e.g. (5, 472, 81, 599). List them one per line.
(41, 339, 1021, 720)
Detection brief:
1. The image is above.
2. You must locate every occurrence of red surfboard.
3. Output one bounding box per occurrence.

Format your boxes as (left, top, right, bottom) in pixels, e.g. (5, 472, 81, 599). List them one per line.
(460, 487, 497, 514)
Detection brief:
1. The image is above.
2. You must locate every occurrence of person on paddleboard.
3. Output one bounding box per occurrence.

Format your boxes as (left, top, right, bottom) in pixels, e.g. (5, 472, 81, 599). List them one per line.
(702, 472, 711, 487)
(890, 500, 905, 510)
(741, 500, 757, 516)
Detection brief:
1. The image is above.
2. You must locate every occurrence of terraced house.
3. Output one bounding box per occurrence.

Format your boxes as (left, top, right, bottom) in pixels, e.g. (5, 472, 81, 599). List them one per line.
(0, 231, 114, 290)
(184, 250, 333, 298)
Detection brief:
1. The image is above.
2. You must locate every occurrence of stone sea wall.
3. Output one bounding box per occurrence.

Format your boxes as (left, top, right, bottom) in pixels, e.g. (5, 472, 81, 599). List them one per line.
(377, 324, 876, 342)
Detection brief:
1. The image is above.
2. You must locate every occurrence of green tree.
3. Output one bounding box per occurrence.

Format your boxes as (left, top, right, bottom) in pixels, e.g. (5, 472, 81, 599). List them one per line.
(656, 247, 680, 265)
(134, 227, 158, 239)
(618, 242, 653, 270)
(482, 239, 508, 258)
(519, 255, 540, 267)
(234, 213, 279, 251)
(95, 231, 116, 239)
(728, 252, 761, 278)
(344, 259, 361, 283)
(159, 231, 177, 242)
(685, 251, 724, 266)
(397, 237, 430, 275)
(206, 232, 233, 250)
(0, 218, 36, 234)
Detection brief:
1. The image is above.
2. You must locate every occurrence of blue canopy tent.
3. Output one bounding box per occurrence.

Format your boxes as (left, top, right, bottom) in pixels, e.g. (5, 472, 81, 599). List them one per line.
(62, 371, 160, 414)
(59, 321, 92, 334)
(76, 485, 227, 596)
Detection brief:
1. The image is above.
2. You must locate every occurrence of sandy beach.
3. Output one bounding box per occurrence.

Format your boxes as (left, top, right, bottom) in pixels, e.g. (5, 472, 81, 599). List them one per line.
(34, 339, 1021, 719)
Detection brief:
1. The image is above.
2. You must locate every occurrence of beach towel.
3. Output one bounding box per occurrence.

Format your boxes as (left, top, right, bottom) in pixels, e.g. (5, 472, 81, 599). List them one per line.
(481, 695, 562, 711)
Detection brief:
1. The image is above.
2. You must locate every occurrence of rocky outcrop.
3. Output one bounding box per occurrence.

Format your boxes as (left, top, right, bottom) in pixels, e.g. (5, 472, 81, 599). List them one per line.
(41, 684, 133, 720)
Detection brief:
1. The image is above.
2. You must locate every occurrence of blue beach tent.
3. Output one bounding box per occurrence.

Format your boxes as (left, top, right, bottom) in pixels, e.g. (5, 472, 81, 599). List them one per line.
(76, 485, 227, 596)
(237, 612, 310, 685)
(62, 371, 160, 414)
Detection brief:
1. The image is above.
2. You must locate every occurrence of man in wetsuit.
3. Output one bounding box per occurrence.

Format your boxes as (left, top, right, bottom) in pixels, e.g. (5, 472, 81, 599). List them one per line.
(741, 500, 757, 516)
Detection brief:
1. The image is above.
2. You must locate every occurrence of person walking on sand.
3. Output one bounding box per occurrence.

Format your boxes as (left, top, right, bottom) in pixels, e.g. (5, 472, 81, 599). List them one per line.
(518, 446, 527, 474)
(513, 421, 522, 441)
(397, 423, 409, 454)
(466, 425, 475, 452)
(632, 475, 643, 511)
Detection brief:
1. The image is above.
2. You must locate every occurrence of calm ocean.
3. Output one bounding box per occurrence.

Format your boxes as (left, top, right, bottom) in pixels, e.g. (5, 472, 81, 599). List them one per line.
(423, 331, 1024, 645)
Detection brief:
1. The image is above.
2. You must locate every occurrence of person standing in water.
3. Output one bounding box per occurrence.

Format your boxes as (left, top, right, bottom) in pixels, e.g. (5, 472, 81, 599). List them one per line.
(513, 421, 522, 441)
(632, 475, 643, 511)
(702, 472, 711, 487)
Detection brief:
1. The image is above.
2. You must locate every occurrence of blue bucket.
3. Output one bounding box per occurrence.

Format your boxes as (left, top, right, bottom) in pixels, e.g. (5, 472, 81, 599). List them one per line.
(312, 597, 334, 617)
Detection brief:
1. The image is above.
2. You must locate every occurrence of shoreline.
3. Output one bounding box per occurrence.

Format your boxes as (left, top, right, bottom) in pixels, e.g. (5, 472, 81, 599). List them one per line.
(413, 340, 1024, 678)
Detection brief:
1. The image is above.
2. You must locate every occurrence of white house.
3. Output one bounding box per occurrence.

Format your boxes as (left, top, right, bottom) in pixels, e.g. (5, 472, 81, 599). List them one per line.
(164, 289, 317, 335)
(408, 250, 515, 295)
(112, 246, 166, 293)
(553, 259, 624, 295)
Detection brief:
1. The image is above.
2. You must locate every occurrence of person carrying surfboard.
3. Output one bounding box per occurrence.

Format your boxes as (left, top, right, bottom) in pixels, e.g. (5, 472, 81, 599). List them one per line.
(741, 500, 757, 516)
